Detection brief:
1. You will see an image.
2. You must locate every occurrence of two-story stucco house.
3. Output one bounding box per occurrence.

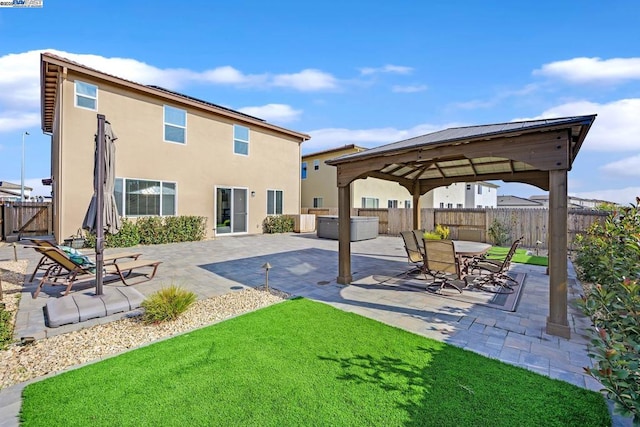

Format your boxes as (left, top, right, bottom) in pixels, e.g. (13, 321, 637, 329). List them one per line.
(302, 145, 498, 209)
(40, 53, 309, 242)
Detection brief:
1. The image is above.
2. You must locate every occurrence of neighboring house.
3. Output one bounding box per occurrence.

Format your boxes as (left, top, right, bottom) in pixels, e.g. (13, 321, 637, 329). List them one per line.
(40, 53, 309, 242)
(497, 195, 545, 209)
(529, 195, 612, 210)
(301, 145, 499, 209)
(0, 181, 32, 201)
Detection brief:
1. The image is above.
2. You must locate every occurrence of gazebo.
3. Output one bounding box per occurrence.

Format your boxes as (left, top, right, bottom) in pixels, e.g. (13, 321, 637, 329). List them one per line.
(325, 115, 597, 338)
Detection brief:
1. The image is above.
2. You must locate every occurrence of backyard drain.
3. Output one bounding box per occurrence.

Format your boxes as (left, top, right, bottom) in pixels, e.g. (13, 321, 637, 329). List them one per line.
(317, 281, 330, 286)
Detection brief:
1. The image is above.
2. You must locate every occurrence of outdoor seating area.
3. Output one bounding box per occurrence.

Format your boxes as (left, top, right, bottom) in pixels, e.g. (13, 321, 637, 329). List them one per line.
(25, 241, 161, 298)
(399, 229, 519, 296)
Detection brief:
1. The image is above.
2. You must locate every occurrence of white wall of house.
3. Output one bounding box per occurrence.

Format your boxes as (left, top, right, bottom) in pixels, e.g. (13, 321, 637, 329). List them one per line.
(466, 182, 498, 208)
(431, 183, 467, 208)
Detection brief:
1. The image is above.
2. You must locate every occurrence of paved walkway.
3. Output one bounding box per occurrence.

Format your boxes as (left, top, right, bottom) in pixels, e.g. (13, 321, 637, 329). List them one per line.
(0, 234, 630, 426)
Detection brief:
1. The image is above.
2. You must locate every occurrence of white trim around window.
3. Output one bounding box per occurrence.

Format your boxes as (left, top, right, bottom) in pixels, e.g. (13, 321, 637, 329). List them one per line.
(267, 189, 283, 215)
(164, 105, 187, 144)
(74, 80, 98, 110)
(114, 177, 177, 217)
(233, 124, 249, 156)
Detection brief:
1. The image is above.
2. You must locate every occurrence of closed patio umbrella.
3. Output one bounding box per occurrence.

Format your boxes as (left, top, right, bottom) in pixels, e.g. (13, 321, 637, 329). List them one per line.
(82, 115, 121, 294)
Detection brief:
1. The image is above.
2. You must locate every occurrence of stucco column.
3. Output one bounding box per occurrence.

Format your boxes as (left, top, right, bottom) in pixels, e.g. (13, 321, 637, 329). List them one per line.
(546, 169, 570, 338)
(337, 184, 352, 284)
(413, 183, 421, 230)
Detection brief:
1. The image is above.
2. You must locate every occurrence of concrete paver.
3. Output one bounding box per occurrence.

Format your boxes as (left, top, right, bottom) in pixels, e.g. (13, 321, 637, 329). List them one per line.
(0, 234, 633, 426)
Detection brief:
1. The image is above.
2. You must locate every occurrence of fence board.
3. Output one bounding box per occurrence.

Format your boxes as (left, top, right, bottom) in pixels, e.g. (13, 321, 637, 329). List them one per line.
(1, 202, 52, 241)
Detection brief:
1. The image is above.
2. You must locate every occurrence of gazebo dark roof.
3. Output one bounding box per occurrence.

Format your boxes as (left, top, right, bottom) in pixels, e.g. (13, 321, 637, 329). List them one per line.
(326, 115, 596, 193)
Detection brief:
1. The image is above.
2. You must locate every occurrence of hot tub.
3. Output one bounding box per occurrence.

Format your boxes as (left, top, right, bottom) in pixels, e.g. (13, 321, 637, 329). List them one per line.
(317, 216, 378, 241)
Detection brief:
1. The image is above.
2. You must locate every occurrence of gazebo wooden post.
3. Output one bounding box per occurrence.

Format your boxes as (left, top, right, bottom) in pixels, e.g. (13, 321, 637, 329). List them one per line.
(546, 169, 570, 338)
(412, 182, 421, 230)
(337, 184, 352, 284)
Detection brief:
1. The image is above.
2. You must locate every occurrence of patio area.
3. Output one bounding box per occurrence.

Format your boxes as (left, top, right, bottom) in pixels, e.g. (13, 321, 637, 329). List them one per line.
(0, 233, 610, 424)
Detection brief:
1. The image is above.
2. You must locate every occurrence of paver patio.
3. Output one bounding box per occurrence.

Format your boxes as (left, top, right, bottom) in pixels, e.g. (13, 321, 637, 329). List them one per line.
(0, 233, 627, 426)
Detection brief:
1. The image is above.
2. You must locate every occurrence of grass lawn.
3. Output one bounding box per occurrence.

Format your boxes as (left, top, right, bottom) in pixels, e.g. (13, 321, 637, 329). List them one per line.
(486, 246, 549, 266)
(21, 298, 608, 426)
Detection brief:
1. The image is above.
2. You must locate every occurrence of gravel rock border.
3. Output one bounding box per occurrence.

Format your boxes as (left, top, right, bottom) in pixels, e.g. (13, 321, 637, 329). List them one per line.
(0, 263, 289, 389)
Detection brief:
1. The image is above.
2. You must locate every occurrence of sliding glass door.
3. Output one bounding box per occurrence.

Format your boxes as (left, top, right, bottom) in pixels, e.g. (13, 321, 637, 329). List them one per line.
(216, 187, 247, 234)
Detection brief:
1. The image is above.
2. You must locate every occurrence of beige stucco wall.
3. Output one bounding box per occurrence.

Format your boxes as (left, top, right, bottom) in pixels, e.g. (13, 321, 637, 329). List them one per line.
(353, 178, 412, 208)
(54, 71, 302, 241)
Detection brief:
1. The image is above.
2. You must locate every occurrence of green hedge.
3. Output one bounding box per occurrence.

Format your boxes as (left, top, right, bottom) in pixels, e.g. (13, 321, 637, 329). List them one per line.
(263, 215, 294, 233)
(574, 197, 640, 423)
(86, 216, 207, 248)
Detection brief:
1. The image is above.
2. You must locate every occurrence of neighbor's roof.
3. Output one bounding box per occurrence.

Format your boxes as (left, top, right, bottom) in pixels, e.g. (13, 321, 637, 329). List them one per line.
(40, 53, 310, 141)
(497, 195, 544, 207)
(302, 144, 366, 159)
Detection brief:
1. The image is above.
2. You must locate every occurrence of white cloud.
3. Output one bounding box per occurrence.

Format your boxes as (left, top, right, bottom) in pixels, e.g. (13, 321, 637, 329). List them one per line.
(534, 57, 640, 84)
(238, 104, 302, 124)
(303, 122, 460, 154)
(570, 187, 640, 206)
(520, 98, 640, 151)
(272, 69, 338, 91)
(360, 65, 413, 75)
(0, 111, 40, 133)
(392, 84, 428, 93)
(600, 154, 640, 178)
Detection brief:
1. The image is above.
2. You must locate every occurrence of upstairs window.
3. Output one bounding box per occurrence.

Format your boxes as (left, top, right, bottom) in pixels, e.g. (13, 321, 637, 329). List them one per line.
(75, 81, 97, 110)
(477, 186, 483, 195)
(234, 125, 249, 155)
(301, 162, 308, 179)
(361, 197, 379, 208)
(313, 197, 323, 208)
(313, 159, 320, 170)
(388, 200, 398, 208)
(267, 190, 283, 215)
(405, 200, 411, 209)
(164, 106, 186, 144)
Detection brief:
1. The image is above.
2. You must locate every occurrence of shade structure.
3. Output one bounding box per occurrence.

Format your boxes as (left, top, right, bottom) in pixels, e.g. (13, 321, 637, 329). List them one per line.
(83, 115, 121, 295)
(83, 120, 121, 235)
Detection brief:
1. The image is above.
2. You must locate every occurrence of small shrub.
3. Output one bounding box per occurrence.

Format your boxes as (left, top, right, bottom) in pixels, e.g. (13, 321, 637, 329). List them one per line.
(423, 231, 441, 240)
(263, 215, 294, 233)
(435, 224, 450, 239)
(488, 218, 510, 246)
(141, 286, 197, 324)
(137, 216, 167, 245)
(0, 306, 13, 350)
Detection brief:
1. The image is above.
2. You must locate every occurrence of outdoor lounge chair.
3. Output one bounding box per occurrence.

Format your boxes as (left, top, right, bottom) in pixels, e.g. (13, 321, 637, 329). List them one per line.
(27, 239, 142, 282)
(412, 229, 426, 256)
(29, 245, 161, 298)
(400, 231, 426, 278)
(467, 236, 524, 292)
(423, 239, 467, 293)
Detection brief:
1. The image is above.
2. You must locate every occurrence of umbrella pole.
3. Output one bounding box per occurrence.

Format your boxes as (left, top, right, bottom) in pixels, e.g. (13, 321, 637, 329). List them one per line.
(95, 114, 106, 295)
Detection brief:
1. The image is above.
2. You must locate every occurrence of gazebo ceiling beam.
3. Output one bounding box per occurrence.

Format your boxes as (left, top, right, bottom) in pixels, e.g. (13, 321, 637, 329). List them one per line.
(418, 170, 549, 194)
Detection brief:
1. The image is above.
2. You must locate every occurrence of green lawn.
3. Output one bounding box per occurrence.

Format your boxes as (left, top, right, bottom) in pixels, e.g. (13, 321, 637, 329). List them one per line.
(486, 246, 549, 266)
(21, 298, 607, 426)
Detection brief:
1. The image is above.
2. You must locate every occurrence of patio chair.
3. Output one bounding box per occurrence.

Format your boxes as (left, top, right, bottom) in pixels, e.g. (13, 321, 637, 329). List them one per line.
(468, 236, 524, 291)
(423, 239, 466, 293)
(400, 231, 427, 278)
(27, 239, 142, 282)
(412, 229, 426, 257)
(29, 245, 161, 298)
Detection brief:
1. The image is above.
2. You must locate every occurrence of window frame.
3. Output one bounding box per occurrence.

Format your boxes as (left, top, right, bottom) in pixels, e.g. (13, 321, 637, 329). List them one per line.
(313, 159, 320, 171)
(313, 197, 323, 208)
(266, 189, 284, 215)
(361, 197, 379, 208)
(233, 124, 250, 156)
(301, 162, 308, 180)
(114, 177, 177, 217)
(74, 80, 98, 111)
(388, 199, 398, 208)
(163, 105, 187, 144)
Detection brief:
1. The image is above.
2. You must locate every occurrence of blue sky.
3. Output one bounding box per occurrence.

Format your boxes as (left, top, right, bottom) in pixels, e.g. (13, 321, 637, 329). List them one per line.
(1, 1, 639, 204)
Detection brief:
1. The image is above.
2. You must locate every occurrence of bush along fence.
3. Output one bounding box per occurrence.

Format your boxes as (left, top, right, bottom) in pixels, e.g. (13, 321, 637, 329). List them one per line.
(303, 207, 608, 249)
(574, 197, 640, 423)
(85, 216, 207, 248)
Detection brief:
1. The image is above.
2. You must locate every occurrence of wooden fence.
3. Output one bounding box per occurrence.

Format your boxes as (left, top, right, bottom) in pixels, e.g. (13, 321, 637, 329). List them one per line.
(301, 207, 606, 249)
(0, 201, 53, 242)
